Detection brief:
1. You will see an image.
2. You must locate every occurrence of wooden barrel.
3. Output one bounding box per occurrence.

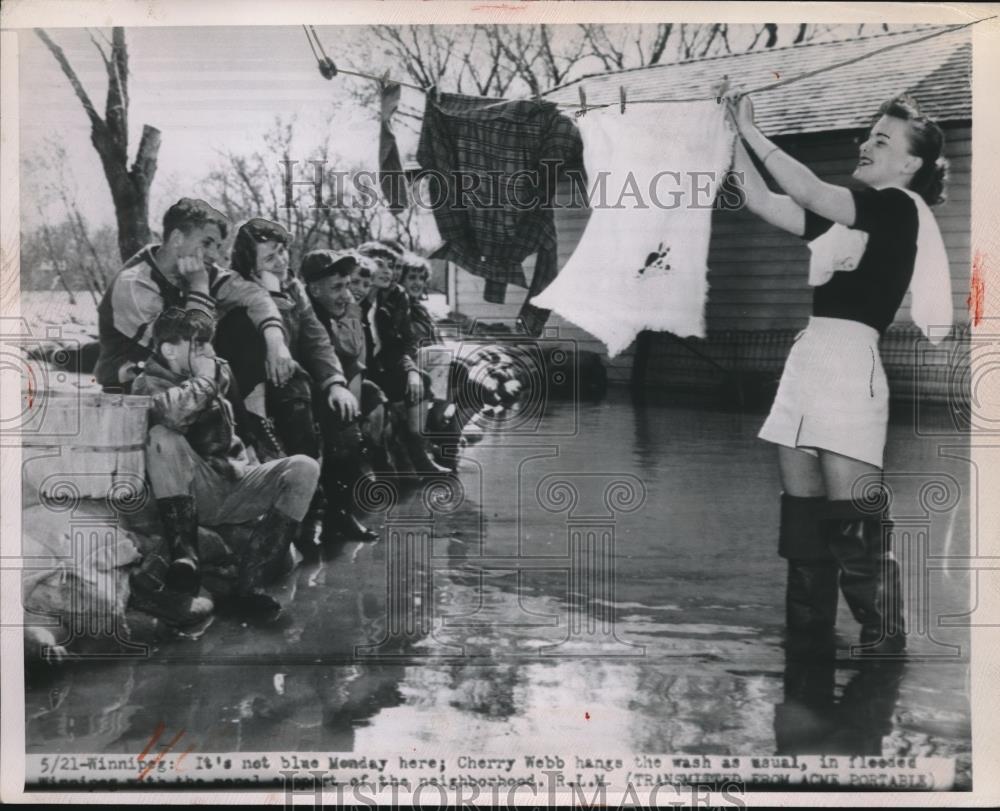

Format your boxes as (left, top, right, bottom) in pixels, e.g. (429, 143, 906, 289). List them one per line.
(21, 392, 150, 504)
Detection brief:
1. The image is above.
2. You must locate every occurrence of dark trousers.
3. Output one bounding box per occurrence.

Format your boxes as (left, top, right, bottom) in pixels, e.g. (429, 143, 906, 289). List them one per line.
(215, 309, 322, 460)
(216, 309, 367, 489)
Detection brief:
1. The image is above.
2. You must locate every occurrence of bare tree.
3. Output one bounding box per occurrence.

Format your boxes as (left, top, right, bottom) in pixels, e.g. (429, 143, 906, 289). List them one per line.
(746, 22, 901, 50)
(22, 141, 120, 300)
(579, 23, 676, 71)
(344, 22, 892, 107)
(21, 218, 120, 303)
(343, 24, 594, 110)
(200, 116, 422, 270)
(35, 27, 160, 261)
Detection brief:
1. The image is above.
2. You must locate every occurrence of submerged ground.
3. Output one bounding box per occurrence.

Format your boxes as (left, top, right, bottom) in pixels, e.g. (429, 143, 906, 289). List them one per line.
(23, 391, 972, 789)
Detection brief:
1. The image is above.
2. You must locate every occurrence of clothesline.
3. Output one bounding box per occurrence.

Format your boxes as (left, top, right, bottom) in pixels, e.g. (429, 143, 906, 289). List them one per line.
(303, 16, 991, 113)
(304, 25, 427, 91)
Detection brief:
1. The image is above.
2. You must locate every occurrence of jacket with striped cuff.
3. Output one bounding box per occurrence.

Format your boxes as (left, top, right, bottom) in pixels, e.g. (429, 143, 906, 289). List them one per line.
(95, 245, 286, 389)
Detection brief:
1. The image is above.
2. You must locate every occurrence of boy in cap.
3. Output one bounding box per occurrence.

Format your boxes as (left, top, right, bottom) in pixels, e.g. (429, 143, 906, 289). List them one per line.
(302, 249, 390, 537)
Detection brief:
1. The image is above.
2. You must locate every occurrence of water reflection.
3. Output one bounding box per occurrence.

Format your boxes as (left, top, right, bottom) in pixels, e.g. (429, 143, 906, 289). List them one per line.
(25, 397, 971, 776)
(775, 655, 905, 756)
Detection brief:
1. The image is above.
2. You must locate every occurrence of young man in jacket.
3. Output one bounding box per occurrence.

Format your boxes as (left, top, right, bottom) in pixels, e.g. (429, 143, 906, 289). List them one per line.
(303, 249, 390, 475)
(132, 308, 319, 619)
(95, 198, 295, 392)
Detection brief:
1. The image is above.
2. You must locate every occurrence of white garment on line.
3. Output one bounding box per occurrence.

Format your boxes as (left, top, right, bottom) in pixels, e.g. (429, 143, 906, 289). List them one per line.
(530, 102, 736, 357)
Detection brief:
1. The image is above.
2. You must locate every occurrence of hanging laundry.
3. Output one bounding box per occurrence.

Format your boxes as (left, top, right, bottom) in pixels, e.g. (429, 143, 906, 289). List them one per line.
(379, 81, 408, 213)
(530, 102, 735, 357)
(416, 91, 586, 328)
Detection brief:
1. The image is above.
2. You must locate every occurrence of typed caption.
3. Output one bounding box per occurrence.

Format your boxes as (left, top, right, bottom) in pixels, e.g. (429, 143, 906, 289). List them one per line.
(27, 751, 955, 801)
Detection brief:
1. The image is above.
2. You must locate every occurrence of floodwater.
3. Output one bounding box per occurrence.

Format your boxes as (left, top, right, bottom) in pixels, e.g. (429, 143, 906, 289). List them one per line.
(24, 393, 972, 787)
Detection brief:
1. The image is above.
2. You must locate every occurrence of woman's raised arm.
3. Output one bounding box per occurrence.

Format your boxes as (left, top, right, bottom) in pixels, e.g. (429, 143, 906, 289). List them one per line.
(732, 140, 807, 236)
(730, 94, 856, 227)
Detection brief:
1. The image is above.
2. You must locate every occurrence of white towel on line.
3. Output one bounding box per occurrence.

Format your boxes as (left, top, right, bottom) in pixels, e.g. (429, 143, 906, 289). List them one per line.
(530, 102, 736, 357)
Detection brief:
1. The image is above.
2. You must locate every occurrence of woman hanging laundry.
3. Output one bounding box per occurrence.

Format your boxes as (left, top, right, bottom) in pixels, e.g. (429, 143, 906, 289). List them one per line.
(727, 92, 953, 656)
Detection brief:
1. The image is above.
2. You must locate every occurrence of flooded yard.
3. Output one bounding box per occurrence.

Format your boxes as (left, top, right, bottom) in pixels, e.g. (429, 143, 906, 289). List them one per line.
(24, 393, 972, 787)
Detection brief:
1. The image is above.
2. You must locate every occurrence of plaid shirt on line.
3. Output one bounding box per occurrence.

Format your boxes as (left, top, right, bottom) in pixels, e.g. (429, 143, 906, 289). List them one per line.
(416, 92, 586, 304)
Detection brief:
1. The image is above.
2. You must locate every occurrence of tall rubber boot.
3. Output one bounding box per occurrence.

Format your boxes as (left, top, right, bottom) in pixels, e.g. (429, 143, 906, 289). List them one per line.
(156, 495, 202, 595)
(235, 508, 302, 620)
(270, 393, 321, 460)
(129, 552, 214, 628)
(778, 494, 839, 658)
(240, 412, 287, 463)
(402, 428, 451, 475)
(822, 501, 906, 656)
(294, 489, 324, 562)
(319, 423, 377, 543)
(321, 478, 378, 544)
(269, 389, 323, 561)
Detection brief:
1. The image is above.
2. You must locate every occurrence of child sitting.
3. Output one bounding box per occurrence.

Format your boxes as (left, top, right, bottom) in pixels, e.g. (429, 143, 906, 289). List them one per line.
(132, 307, 320, 620)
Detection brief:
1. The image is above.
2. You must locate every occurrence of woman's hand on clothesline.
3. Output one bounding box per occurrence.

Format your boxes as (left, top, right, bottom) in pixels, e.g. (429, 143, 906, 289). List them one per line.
(721, 90, 755, 135)
(735, 94, 756, 132)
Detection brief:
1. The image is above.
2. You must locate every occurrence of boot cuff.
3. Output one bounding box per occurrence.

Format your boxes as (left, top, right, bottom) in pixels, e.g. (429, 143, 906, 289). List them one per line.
(822, 498, 888, 522)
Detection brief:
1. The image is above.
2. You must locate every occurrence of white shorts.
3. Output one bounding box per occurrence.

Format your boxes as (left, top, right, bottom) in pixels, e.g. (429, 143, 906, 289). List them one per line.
(758, 316, 889, 469)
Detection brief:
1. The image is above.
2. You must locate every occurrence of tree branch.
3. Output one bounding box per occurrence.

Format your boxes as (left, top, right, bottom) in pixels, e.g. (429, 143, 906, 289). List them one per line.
(113, 28, 129, 111)
(130, 125, 161, 190)
(35, 29, 105, 131)
(648, 23, 672, 65)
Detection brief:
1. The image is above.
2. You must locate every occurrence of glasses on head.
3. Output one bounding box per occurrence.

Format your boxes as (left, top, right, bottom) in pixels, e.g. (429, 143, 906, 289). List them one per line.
(244, 218, 291, 245)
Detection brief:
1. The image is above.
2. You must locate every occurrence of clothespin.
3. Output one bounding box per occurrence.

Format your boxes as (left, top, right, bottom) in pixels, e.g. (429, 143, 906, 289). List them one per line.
(715, 74, 730, 104)
(619, 85, 627, 115)
(575, 85, 588, 118)
(319, 57, 337, 80)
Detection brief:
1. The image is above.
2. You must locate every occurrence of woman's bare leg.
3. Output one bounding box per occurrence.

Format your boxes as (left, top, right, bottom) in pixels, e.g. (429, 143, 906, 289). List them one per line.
(778, 445, 826, 497)
(818, 449, 881, 501)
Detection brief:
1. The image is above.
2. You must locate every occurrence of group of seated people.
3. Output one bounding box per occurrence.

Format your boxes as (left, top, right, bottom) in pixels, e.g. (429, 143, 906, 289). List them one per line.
(95, 197, 467, 623)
